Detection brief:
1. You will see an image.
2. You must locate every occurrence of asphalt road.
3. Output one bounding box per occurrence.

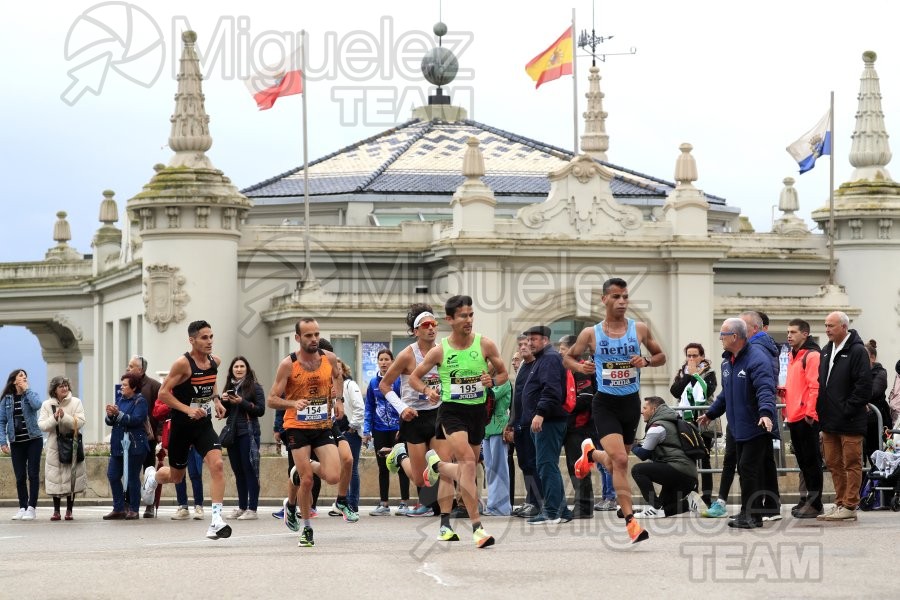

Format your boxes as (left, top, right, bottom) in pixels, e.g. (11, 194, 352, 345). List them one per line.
(0, 503, 894, 599)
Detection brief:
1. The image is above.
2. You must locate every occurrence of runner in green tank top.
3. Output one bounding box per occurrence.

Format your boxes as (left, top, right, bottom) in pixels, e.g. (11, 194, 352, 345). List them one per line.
(409, 295, 508, 548)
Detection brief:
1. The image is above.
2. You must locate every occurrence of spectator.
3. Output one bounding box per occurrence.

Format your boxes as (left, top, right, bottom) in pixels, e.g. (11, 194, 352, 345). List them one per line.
(338, 360, 365, 513)
(559, 334, 598, 519)
(37, 376, 87, 520)
(222, 356, 266, 520)
(511, 334, 542, 518)
(125, 355, 161, 518)
(864, 340, 889, 465)
(482, 380, 512, 516)
(104, 372, 150, 520)
(0, 369, 43, 520)
(632, 396, 705, 518)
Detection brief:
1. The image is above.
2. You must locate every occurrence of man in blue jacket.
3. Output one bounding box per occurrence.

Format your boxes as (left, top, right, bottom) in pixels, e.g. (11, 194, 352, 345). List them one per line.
(521, 325, 573, 524)
(699, 317, 777, 529)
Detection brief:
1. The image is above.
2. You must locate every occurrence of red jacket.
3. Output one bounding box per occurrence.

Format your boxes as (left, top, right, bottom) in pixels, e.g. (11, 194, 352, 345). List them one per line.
(783, 346, 820, 423)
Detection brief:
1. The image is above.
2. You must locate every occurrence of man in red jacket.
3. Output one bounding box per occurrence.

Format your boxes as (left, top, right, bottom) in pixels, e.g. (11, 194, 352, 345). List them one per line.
(782, 319, 822, 518)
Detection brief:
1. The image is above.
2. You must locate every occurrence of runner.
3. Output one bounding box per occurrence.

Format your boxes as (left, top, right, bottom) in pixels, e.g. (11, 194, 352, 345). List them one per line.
(142, 320, 231, 540)
(566, 278, 667, 544)
(380, 304, 448, 523)
(267, 318, 345, 547)
(409, 295, 508, 548)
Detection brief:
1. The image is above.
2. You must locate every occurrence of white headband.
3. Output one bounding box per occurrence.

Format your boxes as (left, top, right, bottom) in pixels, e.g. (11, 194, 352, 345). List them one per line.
(413, 312, 437, 328)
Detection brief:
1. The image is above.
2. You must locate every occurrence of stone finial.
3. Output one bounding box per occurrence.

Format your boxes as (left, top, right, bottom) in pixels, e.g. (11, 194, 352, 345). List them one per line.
(53, 211, 71, 244)
(99, 190, 119, 225)
(849, 50, 893, 181)
(168, 30, 214, 169)
(674, 143, 698, 189)
(462, 136, 485, 179)
(772, 177, 809, 235)
(580, 66, 609, 160)
(779, 177, 799, 213)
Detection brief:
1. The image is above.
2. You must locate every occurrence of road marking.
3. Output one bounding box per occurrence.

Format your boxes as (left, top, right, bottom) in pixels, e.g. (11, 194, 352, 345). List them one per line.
(417, 562, 453, 587)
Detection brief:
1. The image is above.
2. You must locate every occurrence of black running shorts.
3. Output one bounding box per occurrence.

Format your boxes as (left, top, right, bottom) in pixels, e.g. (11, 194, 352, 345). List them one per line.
(592, 391, 642, 446)
(283, 427, 337, 451)
(400, 407, 439, 445)
(435, 402, 486, 446)
(168, 418, 220, 469)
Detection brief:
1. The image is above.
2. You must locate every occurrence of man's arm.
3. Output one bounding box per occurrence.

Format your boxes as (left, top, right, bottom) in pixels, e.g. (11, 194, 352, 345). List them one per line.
(637, 322, 666, 368)
(380, 346, 413, 415)
(409, 345, 444, 405)
(563, 327, 595, 375)
(158, 356, 197, 417)
(482, 337, 509, 386)
(804, 352, 821, 420)
(267, 358, 297, 411)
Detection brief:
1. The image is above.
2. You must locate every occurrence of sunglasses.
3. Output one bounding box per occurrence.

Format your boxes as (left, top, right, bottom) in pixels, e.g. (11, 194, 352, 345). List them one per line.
(417, 321, 438, 330)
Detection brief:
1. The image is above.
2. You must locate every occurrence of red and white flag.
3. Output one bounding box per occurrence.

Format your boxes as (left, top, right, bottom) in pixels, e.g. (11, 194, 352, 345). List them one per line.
(246, 46, 303, 110)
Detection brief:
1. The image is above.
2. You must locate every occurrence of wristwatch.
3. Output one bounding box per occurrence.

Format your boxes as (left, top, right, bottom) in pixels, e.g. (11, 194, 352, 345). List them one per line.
(642, 355, 652, 367)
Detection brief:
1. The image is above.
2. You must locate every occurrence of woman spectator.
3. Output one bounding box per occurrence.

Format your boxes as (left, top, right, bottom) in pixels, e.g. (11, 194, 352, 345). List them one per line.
(363, 348, 410, 515)
(864, 339, 889, 465)
(338, 360, 365, 513)
(670, 342, 718, 507)
(104, 372, 149, 520)
(222, 356, 266, 520)
(37, 376, 87, 520)
(0, 369, 44, 520)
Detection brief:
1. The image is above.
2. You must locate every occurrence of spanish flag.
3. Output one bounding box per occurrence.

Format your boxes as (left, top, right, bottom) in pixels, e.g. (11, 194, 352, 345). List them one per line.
(525, 26, 574, 89)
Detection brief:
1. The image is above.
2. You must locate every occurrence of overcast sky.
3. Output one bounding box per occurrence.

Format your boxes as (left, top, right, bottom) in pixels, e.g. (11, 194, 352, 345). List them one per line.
(2, 0, 899, 391)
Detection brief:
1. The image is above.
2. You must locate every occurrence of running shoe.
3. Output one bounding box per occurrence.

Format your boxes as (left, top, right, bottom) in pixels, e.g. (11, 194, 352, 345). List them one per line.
(22, 507, 36, 521)
(634, 506, 665, 518)
(687, 491, 708, 515)
(423, 449, 441, 487)
(228, 508, 245, 519)
(369, 504, 391, 516)
(272, 502, 286, 519)
(11, 508, 26, 520)
(206, 517, 232, 540)
(405, 503, 435, 517)
(626, 517, 649, 544)
(283, 498, 299, 532)
(437, 525, 460, 541)
(192, 505, 204, 520)
(171, 506, 190, 520)
(309, 507, 318, 518)
(334, 500, 359, 523)
(289, 466, 301, 486)
(237, 510, 258, 520)
(141, 466, 157, 506)
(385, 442, 407, 474)
(395, 502, 409, 516)
(573, 438, 596, 479)
(701, 500, 727, 518)
(298, 526, 314, 547)
(473, 526, 495, 548)
(594, 499, 617, 511)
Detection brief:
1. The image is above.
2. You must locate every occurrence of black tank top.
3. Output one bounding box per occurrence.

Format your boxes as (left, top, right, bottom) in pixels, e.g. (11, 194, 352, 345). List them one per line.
(171, 352, 217, 423)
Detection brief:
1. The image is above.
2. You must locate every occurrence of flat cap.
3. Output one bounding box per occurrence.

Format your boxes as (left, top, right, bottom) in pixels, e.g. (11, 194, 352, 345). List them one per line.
(523, 325, 552, 338)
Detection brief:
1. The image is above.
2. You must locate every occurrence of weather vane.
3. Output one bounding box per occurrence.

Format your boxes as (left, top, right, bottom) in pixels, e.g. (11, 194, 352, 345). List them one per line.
(577, 1, 636, 66)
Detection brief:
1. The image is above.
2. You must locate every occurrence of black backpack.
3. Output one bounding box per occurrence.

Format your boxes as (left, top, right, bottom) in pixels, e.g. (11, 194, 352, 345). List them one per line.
(675, 416, 708, 461)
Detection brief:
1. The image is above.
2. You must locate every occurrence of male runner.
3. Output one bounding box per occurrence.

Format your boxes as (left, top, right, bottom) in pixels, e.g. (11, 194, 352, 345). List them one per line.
(268, 318, 345, 547)
(409, 295, 509, 548)
(380, 305, 446, 522)
(143, 320, 231, 540)
(566, 278, 666, 543)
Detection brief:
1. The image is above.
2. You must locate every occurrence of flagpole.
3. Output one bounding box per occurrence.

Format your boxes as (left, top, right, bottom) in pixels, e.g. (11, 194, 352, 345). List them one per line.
(571, 8, 578, 155)
(828, 90, 835, 286)
(300, 30, 315, 287)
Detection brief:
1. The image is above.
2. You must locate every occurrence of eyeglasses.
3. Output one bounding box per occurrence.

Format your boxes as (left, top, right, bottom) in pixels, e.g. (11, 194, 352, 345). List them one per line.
(686, 354, 701, 358)
(719, 331, 736, 337)
(417, 322, 438, 330)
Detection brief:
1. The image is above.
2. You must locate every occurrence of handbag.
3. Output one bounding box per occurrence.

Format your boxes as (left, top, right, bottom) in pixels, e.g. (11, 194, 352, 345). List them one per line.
(57, 426, 84, 465)
(218, 410, 238, 447)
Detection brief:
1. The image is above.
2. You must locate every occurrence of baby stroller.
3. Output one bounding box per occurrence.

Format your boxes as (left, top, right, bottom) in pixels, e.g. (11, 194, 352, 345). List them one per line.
(859, 424, 900, 511)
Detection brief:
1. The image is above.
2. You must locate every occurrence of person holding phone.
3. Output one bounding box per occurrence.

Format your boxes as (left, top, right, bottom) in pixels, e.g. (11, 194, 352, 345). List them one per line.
(38, 376, 87, 520)
(0, 369, 43, 520)
(221, 356, 266, 520)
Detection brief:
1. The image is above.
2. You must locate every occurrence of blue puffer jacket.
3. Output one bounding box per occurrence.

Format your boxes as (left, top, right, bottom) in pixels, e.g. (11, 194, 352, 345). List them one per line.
(105, 393, 150, 457)
(706, 342, 777, 442)
(0, 389, 43, 445)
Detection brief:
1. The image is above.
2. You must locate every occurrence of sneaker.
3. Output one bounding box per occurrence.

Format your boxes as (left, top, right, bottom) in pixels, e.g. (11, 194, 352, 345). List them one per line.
(593, 499, 617, 512)
(687, 491, 708, 515)
(761, 512, 783, 522)
(794, 505, 823, 519)
(369, 504, 391, 516)
(626, 517, 649, 543)
(516, 504, 541, 518)
(473, 526, 495, 548)
(816, 505, 840, 521)
(334, 500, 359, 523)
(141, 466, 157, 506)
(328, 505, 341, 517)
(282, 498, 299, 531)
(701, 500, 727, 518)
(171, 506, 190, 520)
(385, 442, 407, 474)
(309, 507, 318, 518)
(527, 513, 562, 525)
(272, 507, 285, 519)
(437, 525, 460, 541)
(634, 506, 666, 518)
(298, 526, 315, 547)
(423, 449, 441, 487)
(395, 502, 409, 516)
(11, 508, 26, 520)
(823, 506, 857, 521)
(289, 466, 301, 486)
(728, 516, 762, 529)
(574, 438, 596, 479)
(143, 506, 156, 519)
(192, 505, 204, 520)
(22, 507, 36, 521)
(450, 504, 468, 519)
(205, 517, 232, 540)
(405, 503, 435, 517)
(559, 508, 575, 523)
(228, 508, 245, 519)
(237, 510, 258, 520)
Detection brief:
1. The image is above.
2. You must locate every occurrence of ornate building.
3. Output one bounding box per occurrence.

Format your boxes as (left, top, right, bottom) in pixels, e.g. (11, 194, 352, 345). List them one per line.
(0, 33, 893, 442)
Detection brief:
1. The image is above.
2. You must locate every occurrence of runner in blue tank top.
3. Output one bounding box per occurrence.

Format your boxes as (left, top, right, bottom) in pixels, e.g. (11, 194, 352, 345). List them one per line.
(562, 278, 666, 544)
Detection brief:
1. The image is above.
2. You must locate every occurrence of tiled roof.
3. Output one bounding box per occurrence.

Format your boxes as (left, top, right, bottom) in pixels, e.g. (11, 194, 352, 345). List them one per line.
(242, 119, 727, 205)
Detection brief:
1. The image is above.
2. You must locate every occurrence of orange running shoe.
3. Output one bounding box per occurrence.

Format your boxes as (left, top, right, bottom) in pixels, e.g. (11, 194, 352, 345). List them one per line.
(574, 438, 596, 479)
(626, 517, 650, 544)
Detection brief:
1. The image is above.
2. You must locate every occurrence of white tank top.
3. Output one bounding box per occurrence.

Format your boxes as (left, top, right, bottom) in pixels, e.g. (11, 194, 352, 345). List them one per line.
(400, 342, 441, 411)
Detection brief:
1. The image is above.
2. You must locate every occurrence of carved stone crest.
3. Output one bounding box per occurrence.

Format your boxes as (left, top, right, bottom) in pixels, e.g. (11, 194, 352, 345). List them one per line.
(143, 264, 190, 332)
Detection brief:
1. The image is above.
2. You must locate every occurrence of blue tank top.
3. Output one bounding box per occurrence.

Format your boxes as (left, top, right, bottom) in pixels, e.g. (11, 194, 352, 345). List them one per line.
(594, 319, 641, 395)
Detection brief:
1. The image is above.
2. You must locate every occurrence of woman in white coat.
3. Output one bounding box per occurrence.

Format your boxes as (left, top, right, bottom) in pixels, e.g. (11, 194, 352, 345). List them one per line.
(37, 376, 87, 521)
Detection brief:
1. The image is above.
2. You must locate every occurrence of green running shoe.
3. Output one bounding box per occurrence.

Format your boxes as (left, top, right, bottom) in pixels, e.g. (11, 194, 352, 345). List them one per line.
(473, 526, 495, 548)
(334, 500, 359, 523)
(283, 498, 299, 532)
(702, 500, 727, 518)
(437, 525, 459, 541)
(298, 526, 314, 547)
(385, 442, 407, 474)
(423, 449, 441, 487)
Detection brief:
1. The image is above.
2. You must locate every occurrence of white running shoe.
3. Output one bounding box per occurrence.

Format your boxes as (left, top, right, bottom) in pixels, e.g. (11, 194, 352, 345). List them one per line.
(205, 516, 232, 540)
(228, 508, 245, 519)
(192, 505, 204, 520)
(141, 466, 157, 505)
(171, 506, 190, 520)
(237, 510, 258, 520)
(634, 506, 665, 519)
(11, 508, 26, 520)
(22, 507, 36, 521)
(687, 491, 708, 515)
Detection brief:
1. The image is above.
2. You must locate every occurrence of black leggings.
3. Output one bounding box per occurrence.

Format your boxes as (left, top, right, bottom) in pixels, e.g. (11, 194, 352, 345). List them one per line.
(52, 495, 75, 513)
(374, 430, 409, 503)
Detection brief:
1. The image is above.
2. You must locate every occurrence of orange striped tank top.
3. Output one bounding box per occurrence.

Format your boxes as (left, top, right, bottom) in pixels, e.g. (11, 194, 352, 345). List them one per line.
(283, 351, 333, 430)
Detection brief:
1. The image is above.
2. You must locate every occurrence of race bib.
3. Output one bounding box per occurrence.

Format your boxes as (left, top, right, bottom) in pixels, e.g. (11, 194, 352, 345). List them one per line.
(419, 375, 441, 401)
(189, 398, 213, 417)
(296, 397, 329, 422)
(450, 376, 483, 401)
(601, 361, 637, 388)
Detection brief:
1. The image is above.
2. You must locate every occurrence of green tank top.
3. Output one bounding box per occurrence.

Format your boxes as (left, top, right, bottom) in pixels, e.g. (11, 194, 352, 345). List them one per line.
(439, 334, 489, 405)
